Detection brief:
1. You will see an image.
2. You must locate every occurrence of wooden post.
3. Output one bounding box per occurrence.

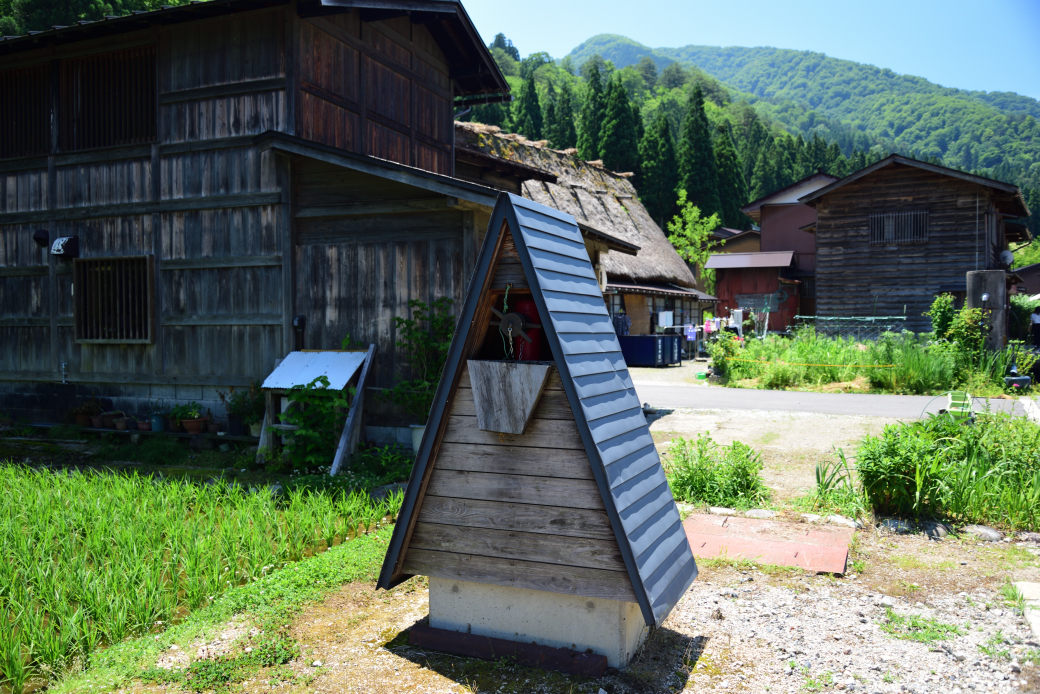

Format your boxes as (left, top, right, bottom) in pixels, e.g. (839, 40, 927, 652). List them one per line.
(329, 344, 376, 476)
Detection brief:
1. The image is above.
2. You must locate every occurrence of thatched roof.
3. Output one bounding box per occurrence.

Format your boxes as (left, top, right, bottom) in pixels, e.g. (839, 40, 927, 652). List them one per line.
(455, 122, 698, 289)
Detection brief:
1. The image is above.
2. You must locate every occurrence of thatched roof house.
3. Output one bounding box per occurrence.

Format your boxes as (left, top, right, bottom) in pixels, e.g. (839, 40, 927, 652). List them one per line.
(454, 122, 716, 336)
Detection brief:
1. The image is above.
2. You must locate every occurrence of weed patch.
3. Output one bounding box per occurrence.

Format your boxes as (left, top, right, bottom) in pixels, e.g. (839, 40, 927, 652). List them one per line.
(878, 608, 962, 642)
(665, 432, 770, 508)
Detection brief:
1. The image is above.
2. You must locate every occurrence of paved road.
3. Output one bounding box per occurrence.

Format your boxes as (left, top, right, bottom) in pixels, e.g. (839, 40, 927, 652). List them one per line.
(631, 381, 1025, 419)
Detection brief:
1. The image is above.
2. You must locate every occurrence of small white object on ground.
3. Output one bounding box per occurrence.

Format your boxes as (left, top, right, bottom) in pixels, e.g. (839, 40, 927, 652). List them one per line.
(800, 513, 822, 523)
(710, 507, 737, 516)
(826, 514, 860, 528)
(312, 660, 322, 667)
(745, 509, 777, 519)
(963, 524, 1003, 542)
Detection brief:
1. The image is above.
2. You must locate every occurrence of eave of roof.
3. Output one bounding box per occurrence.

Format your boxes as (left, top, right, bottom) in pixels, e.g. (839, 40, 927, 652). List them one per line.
(254, 130, 500, 206)
(705, 251, 794, 269)
(0, 0, 510, 101)
(606, 282, 718, 302)
(740, 171, 839, 222)
(455, 146, 557, 184)
(578, 222, 640, 256)
(798, 154, 1030, 218)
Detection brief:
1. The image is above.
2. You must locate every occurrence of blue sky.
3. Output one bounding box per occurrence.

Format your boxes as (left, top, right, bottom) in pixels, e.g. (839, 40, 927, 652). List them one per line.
(461, 0, 1040, 100)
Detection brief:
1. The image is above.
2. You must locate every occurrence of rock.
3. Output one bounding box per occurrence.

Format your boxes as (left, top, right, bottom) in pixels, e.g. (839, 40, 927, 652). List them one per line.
(312, 660, 322, 667)
(953, 652, 966, 662)
(921, 520, 954, 539)
(880, 596, 896, 608)
(800, 513, 822, 523)
(218, 443, 231, 453)
(129, 433, 142, 444)
(189, 435, 214, 451)
(1011, 662, 1021, 673)
(963, 524, 1003, 542)
(268, 483, 283, 497)
(370, 482, 406, 501)
(826, 514, 860, 528)
(710, 507, 737, 516)
(745, 509, 777, 519)
(599, 689, 608, 694)
(244, 647, 253, 653)
(676, 502, 696, 517)
(1017, 532, 1040, 543)
(879, 518, 914, 534)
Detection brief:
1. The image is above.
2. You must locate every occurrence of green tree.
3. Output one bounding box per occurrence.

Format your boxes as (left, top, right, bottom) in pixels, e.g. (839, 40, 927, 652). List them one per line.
(639, 112, 678, 225)
(635, 56, 658, 90)
(749, 141, 777, 201)
(659, 61, 687, 90)
(511, 74, 543, 139)
(546, 80, 578, 149)
(714, 125, 748, 229)
(599, 75, 640, 174)
(488, 32, 519, 61)
(577, 60, 606, 160)
(667, 190, 722, 291)
(676, 85, 721, 218)
(826, 142, 848, 177)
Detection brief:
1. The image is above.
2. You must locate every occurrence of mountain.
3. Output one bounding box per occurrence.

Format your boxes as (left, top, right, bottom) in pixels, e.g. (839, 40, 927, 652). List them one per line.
(567, 35, 1040, 182)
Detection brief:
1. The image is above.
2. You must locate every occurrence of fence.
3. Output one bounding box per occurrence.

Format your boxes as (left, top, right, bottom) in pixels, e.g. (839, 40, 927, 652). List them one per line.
(793, 315, 908, 341)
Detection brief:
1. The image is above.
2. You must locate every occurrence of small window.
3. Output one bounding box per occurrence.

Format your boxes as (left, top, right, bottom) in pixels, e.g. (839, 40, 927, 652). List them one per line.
(869, 211, 929, 245)
(0, 63, 50, 159)
(74, 256, 155, 343)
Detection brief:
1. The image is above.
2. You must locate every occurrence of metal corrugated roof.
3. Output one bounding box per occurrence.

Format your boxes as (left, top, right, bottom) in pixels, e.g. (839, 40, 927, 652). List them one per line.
(607, 282, 718, 302)
(705, 251, 794, 269)
(378, 192, 697, 628)
(261, 351, 367, 391)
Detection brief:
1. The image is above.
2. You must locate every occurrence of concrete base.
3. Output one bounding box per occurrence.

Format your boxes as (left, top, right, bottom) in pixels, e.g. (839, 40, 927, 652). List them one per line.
(428, 577, 648, 669)
(1015, 582, 1040, 642)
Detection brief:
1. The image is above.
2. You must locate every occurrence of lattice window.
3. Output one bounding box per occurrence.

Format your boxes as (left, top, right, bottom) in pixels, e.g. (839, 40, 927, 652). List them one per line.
(869, 211, 929, 245)
(0, 63, 51, 159)
(74, 256, 155, 343)
(59, 46, 156, 152)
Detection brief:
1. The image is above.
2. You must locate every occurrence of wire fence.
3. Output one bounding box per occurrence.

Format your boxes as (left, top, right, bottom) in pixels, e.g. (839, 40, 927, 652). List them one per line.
(793, 315, 908, 341)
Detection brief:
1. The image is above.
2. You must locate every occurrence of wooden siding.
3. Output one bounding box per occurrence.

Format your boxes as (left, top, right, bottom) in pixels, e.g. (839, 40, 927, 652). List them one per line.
(404, 362, 637, 602)
(298, 14, 453, 175)
(713, 267, 800, 331)
(814, 166, 1002, 332)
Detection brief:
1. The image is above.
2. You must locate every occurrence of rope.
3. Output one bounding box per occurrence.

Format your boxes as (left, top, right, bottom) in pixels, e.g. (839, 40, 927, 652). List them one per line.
(725, 357, 896, 368)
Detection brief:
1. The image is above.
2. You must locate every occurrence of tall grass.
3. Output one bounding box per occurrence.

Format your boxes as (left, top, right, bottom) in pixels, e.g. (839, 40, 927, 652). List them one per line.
(664, 433, 770, 509)
(713, 327, 1031, 395)
(856, 412, 1040, 529)
(0, 464, 403, 693)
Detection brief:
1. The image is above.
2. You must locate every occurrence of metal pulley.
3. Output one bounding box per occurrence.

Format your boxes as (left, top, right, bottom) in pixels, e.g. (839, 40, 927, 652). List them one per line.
(489, 306, 541, 343)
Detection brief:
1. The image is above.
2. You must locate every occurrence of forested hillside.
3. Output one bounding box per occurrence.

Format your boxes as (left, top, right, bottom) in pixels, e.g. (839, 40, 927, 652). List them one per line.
(0, 0, 175, 35)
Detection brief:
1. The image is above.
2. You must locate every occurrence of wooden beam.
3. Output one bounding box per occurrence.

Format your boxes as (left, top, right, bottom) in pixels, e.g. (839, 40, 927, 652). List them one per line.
(161, 255, 282, 270)
(417, 496, 614, 540)
(0, 371, 257, 386)
(159, 77, 287, 104)
(294, 197, 460, 219)
(329, 343, 376, 477)
(161, 314, 283, 326)
(0, 192, 283, 225)
(408, 625, 608, 678)
(159, 135, 257, 156)
(0, 266, 49, 277)
(425, 469, 604, 510)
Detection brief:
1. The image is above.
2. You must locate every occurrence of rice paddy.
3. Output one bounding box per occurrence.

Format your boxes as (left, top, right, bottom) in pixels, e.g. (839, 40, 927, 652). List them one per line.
(0, 464, 403, 693)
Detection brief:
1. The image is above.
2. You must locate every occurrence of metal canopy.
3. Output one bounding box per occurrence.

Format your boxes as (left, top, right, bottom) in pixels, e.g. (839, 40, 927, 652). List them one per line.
(261, 351, 367, 391)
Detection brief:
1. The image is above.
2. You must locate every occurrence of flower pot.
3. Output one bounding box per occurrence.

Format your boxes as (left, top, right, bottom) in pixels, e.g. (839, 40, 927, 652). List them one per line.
(74, 413, 92, 427)
(101, 412, 122, 429)
(150, 415, 165, 432)
(227, 414, 244, 437)
(249, 421, 262, 438)
(410, 424, 426, 454)
(138, 420, 152, 432)
(90, 415, 103, 428)
(182, 417, 207, 435)
(206, 421, 219, 435)
(168, 417, 183, 433)
(114, 418, 128, 431)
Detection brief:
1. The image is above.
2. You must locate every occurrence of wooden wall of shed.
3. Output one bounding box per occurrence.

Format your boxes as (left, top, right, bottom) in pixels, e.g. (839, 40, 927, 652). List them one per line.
(290, 157, 472, 407)
(814, 166, 1001, 333)
(713, 268, 799, 331)
(403, 364, 636, 602)
(0, 8, 292, 420)
(297, 12, 453, 176)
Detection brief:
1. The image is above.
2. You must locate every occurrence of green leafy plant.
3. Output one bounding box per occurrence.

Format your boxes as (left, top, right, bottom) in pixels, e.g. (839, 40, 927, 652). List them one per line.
(169, 402, 203, 425)
(70, 398, 103, 417)
(666, 190, 722, 292)
(665, 432, 769, 508)
(381, 298, 455, 421)
(219, 381, 265, 425)
(798, 449, 869, 519)
(878, 607, 961, 642)
(924, 292, 956, 338)
(271, 376, 351, 473)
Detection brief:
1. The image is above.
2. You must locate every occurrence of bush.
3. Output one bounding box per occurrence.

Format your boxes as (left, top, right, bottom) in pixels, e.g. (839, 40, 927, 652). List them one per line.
(856, 412, 1040, 529)
(706, 334, 741, 378)
(665, 433, 769, 508)
(272, 376, 350, 474)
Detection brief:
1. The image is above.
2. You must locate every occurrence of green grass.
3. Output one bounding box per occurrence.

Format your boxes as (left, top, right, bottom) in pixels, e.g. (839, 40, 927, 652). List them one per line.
(978, 631, 1012, 661)
(664, 432, 770, 509)
(0, 463, 402, 694)
(878, 608, 962, 642)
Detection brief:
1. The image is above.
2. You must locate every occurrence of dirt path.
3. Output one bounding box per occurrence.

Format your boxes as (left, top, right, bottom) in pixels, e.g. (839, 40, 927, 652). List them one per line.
(648, 408, 900, 502)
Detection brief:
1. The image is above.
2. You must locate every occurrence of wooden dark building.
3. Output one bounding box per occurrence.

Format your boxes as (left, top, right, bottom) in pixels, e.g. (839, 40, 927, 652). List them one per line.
(0, 0, 518, 422)
(801, 155, 1031, 333)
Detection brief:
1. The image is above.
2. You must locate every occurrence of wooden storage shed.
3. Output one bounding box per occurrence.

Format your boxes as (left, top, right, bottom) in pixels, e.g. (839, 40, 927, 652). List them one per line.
(379, 193, 697, 669)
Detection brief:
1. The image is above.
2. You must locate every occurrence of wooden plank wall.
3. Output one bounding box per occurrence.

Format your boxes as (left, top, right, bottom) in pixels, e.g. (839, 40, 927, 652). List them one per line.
(298, 13, 453, 175)
(403, 363, 636, 601)
(291, 158, 468, 396)
(815, 167, 999, 333)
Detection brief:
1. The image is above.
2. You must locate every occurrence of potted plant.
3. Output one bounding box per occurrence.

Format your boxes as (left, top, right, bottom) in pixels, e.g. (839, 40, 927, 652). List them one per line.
(206, 409, 219, 435)
(179, 402, 207, 434)
(137, 415, 152, 432)
(149, 402, 166, 433)
(381, 298, 454, 452)
(115, 416, 129, 431)
(220, 381, 264, 437)
(101, 410, 124, 429)
(71, 399, 102, 427)
(168, 404, 187, 433)
(90, 413, 103, 428)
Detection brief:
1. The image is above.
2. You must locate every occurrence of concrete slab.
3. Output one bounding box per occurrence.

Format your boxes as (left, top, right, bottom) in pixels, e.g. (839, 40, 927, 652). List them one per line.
(1015, 581, 1040, 641)
(428, 577, 647, 669)
(684, 513, 853, 573)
